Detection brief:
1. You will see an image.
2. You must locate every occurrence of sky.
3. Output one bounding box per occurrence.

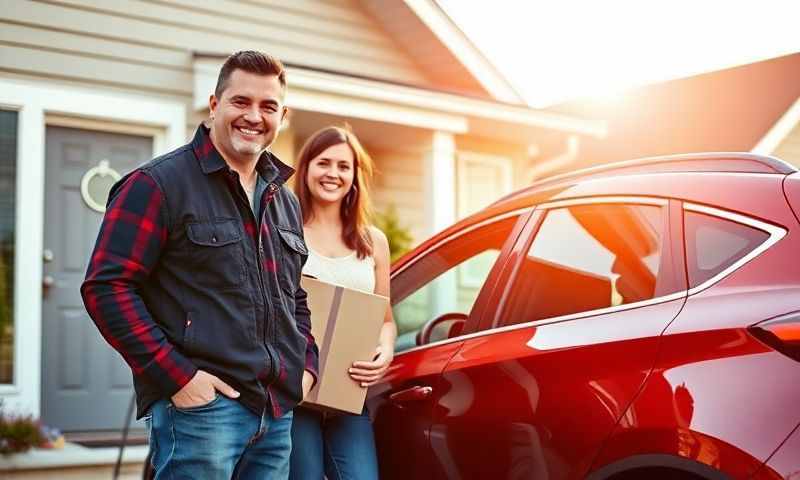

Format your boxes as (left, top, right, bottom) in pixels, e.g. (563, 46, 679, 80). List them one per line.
(438, 0, 800, 108)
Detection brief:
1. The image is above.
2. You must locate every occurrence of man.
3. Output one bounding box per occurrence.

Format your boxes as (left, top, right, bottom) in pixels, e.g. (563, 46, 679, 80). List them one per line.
(81, 51, 318, 479)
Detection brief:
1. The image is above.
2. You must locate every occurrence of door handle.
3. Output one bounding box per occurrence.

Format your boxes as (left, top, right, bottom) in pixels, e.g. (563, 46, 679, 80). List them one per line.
(389, 385, 433, 406)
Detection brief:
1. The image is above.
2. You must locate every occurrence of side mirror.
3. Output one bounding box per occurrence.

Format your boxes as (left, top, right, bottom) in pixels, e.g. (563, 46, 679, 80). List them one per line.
(416, 312, 468, 346)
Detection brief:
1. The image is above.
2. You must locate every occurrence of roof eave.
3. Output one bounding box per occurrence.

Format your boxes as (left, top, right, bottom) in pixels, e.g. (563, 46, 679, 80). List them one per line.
(402, 0, 526, 104)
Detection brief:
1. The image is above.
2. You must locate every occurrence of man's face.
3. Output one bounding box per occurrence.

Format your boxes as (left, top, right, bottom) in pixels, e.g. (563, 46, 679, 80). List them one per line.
(209, 69, 287, 163)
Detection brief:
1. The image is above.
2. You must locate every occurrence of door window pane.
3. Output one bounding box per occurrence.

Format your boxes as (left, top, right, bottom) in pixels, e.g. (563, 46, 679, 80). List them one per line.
(504, 203, 668, 326)
(684, 211, 770, 288)
(392, 215, 520, 351)
(0, 110, 17, 384)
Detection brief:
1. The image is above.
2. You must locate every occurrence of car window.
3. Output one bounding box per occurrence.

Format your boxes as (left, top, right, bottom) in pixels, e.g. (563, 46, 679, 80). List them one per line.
(392, 214, 521, 352)
(503, 203, 672, 326)
(684, 210, 770, 288)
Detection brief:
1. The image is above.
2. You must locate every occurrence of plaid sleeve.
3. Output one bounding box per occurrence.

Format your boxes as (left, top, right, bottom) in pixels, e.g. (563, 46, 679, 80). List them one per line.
(294, 273, 319, 387)
(80, 171, 197, 397)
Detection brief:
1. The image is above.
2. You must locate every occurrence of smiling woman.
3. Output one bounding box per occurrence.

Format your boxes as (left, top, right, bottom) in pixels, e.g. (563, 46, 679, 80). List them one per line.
(290, 126, 394, 480)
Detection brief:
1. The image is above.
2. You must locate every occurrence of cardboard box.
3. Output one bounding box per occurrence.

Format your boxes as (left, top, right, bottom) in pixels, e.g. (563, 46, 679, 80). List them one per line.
(301, 276, 388, 414)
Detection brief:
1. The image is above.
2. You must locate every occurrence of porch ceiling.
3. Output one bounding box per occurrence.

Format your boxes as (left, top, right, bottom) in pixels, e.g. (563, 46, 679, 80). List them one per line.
(193, 57, 606, 146)
(289, 109, 430, 152)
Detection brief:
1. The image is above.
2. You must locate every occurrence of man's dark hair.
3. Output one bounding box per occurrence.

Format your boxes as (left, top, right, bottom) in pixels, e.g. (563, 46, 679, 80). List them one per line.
(214, 50, 286, 98)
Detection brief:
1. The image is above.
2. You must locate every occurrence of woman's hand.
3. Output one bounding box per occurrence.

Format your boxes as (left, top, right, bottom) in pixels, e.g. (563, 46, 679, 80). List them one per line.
(349, 345, 394, 388)
(301, 370, 315, 402)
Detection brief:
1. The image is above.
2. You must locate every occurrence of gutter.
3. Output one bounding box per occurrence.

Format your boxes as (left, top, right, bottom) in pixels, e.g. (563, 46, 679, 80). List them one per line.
(527, 135, 581, 181)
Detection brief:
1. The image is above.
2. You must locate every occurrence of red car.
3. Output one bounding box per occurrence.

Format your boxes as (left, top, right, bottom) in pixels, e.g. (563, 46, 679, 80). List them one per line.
(369, 153, 800, 480)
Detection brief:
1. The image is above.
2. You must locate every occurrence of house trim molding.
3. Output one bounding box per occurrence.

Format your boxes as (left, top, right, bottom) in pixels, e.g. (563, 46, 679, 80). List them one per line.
(0, 76, 185, 415)
(193, 60, 607, 138)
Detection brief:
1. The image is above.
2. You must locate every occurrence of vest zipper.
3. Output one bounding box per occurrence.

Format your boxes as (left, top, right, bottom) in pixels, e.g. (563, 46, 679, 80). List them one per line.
(234, 175, 278, 386)
(258, 183, 281, 385)
(263, 183, 280, 351)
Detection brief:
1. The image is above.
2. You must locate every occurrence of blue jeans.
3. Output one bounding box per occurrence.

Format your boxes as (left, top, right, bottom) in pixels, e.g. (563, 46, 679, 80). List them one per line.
(289, 406, 378, 480)
(146, 395, 293, 480)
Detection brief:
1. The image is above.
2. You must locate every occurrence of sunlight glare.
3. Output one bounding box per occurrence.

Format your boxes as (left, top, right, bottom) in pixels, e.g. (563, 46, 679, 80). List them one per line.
(438, 0, 800, 107)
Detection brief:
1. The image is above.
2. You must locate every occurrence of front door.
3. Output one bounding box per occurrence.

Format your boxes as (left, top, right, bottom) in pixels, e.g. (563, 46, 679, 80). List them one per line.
(42, 125, 151, 432)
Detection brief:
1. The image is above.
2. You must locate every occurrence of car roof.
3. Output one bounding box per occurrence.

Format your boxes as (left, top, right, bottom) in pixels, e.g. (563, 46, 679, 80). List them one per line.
(392, 152, 796, 273)
(494, 152, 796, 209)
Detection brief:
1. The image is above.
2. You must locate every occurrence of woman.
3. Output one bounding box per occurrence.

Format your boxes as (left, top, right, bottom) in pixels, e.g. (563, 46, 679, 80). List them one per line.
(290, 126, 396, 480)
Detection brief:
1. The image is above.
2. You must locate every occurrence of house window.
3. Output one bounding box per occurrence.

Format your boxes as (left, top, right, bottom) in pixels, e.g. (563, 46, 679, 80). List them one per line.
(456, 152, 512, 219)
(0, 110, 16, 384)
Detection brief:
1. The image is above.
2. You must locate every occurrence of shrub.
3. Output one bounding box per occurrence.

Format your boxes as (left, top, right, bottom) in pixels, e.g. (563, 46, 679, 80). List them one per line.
(373, 204, 413, 262)
(0, 401, 45, 455)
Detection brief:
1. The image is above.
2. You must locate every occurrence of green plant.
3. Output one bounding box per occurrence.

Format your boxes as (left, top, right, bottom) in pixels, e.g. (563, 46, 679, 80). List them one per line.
(0, 240, 13, 384)
(0, 239, 10, 331)
(0, 401, 45, 455)
(373, 204, 413, 262)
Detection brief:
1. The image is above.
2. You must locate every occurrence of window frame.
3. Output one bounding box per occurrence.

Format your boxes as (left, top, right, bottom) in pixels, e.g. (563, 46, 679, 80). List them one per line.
(391, 207, 534, 356)
(490, 196, 686, 331)
(456, 150, 513, 219)
(0, 109, 17, 388)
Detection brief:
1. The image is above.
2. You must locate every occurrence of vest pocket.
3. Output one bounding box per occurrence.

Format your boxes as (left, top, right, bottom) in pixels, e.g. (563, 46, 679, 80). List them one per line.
(184, 218, 245, 289)
(276, 226, 308, 298)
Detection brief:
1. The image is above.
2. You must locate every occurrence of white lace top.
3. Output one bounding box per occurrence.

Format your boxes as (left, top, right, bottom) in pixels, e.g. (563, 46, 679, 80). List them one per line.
(302, 245, 376, 294)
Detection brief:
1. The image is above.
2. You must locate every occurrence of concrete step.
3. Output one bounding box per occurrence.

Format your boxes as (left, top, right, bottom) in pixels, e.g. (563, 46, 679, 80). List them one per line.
(66, 429, 148, 448)
(0, 442, 147, 479)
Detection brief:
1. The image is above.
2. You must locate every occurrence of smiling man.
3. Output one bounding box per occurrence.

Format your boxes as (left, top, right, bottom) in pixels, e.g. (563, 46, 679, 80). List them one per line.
(81, 51, 318, 479)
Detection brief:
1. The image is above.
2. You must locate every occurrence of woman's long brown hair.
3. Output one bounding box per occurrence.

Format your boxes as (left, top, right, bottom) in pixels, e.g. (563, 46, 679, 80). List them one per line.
(294, 126, 374, 259)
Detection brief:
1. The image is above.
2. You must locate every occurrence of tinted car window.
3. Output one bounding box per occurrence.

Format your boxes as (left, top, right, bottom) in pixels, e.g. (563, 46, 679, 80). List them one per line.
(504, 203, 669, 326)
(392, 215, 520, 352)
(684, 210, 770, 288)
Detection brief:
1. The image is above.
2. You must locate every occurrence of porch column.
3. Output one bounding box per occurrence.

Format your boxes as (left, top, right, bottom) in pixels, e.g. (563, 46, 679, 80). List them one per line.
(423, 131, 458, 317)
(423, 130, 456, 235)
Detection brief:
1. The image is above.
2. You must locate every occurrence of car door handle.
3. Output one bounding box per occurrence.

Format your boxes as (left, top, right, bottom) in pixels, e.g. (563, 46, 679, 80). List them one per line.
(389, 386, 433, 405)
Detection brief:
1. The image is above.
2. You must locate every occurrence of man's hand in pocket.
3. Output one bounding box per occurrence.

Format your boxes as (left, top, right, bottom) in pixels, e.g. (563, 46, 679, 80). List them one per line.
(171, 370, 239, 409)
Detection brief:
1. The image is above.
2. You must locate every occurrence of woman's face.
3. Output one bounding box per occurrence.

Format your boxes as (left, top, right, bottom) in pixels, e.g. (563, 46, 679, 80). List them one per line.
(306, 142, 355, 206)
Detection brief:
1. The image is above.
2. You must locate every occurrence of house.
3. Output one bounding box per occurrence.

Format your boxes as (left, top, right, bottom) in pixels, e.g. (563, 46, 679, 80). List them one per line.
(539, 52, 800, 177)
(753, 55, 800, 164)
(0, 0, 603, 437)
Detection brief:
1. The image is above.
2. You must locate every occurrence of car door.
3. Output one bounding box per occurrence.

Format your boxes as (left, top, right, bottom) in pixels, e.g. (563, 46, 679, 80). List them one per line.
(429, 197, 688, 479)
(368, 208, 532, 480)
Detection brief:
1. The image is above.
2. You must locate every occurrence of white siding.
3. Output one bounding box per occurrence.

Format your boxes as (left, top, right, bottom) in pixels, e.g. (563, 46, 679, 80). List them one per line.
(0, 0, 430, 99)
(370, 146, 426, 245)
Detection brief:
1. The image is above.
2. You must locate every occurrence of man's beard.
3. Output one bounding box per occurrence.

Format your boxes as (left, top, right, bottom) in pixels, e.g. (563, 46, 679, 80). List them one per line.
(231, 136, 267, 155)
